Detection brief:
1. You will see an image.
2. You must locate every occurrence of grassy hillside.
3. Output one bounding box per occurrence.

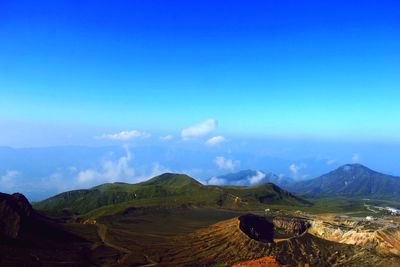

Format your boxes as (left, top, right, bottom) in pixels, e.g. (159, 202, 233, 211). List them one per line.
(34, 173, 310, 218)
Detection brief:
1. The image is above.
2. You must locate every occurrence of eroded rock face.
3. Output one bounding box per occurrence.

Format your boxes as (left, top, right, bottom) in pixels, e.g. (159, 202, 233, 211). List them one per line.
(308, 218, 400, 257)
(0, 192, 33, 238)
(239, 214, 274, 242)
(273, 216, 310, 236)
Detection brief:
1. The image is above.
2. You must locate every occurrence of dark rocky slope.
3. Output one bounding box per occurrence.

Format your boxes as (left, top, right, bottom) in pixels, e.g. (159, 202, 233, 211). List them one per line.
(0, 192, 107, 266)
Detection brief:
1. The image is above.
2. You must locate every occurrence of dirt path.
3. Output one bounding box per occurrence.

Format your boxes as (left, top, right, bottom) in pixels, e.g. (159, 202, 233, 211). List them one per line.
(139, 255, 158, 267)
(96, 223, 131, 254)
(364, 203, 379, 214)
(96, 223, 158, 266)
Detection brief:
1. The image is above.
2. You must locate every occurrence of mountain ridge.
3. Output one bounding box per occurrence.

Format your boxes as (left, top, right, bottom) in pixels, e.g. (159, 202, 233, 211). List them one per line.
(289, 163, 400, 199)
(34, 173, 309, 217)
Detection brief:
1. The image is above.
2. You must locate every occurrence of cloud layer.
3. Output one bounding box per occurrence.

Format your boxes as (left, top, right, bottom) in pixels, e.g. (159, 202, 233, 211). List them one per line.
(207, 170, 266, 186)
(100, 130, 150, 141)
(0, 170, 19, 191)
(181, 118, 217, 140)
(77, 147, 134, 184)
(206, 135, 226, 146)
(248, 171, 266, 185)
(289, 163, 306, 179)
(214, 156, 240, 171)
(207, 176, 226, 185)
(160, 135, 173, 141)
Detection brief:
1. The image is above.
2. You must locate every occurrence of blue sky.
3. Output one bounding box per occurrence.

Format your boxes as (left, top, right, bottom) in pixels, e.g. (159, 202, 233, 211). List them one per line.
(1, 0, 400, 143)
(0, 1, 400, 199)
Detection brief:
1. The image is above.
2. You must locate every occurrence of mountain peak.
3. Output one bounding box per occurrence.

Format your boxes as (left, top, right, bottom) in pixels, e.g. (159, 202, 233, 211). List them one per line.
(340, 163, 367, 169)
(140, 173, 203, 187)
(291, 164, 400, 198)
(335, 163, 375, 174)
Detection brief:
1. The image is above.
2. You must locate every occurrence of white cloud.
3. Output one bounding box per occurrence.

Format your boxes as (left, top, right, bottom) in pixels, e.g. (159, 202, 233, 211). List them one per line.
(248, 171, 266, 185)
(289, 163, 306, 178)
(326, 159, 336, 165)
(214, 156, 240, 171)
(160, 135, 173, 141)
(181, 118, 217, 140)
(0, 170, 19, 191)
(207, 176, 226, 185)
(42, 155, 174, 193)
(77, 169, 99, 184)
(205, 135, 226, 146)
(100, 130, 150, 141)
(208, 170, 266, 186)
(11, 146, 185, 198)
(352, 153, 360, 162)
(77, 147, 135, 184)
(289, 164, 300, 176)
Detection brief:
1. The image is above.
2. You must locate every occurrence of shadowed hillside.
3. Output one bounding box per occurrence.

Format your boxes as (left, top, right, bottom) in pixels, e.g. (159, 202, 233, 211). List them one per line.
(0, 192, 102, 266)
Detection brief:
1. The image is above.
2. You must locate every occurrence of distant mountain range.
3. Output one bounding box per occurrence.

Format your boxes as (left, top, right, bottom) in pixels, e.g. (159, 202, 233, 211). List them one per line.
(211, 164, 400, 200)
(34, 173, 309, 217)
(0, 146, 349, 201)
(208, 169, 293, 188)
(287, 164, 400, 199)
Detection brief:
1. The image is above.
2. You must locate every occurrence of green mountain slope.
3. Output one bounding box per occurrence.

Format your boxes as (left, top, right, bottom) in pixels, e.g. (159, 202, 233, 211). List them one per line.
(289, 164, 400, 199)
(34, 173, 310, 217)
(224, 183, 310, 205)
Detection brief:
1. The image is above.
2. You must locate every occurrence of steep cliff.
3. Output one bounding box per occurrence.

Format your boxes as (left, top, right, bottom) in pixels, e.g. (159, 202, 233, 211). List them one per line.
(272, 216, 310, 236)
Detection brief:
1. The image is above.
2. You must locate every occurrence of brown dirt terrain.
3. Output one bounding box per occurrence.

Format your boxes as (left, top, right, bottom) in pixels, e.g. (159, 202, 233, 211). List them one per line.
(2, 192, 400, 267)
(232, 256, 284, 267)
(154, 214, 400, 267)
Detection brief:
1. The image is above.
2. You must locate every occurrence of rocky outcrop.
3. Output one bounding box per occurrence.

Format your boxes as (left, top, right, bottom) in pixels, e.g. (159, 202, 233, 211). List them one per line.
(239, 214, 274, 242)
(160, 214, 400, 267)
(75, 217, 97, 225)
(308, 219, 400, 257)
(0, 192, 33, 238)
(0, 192, 98, 266)
(272, 216, 310, 236)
